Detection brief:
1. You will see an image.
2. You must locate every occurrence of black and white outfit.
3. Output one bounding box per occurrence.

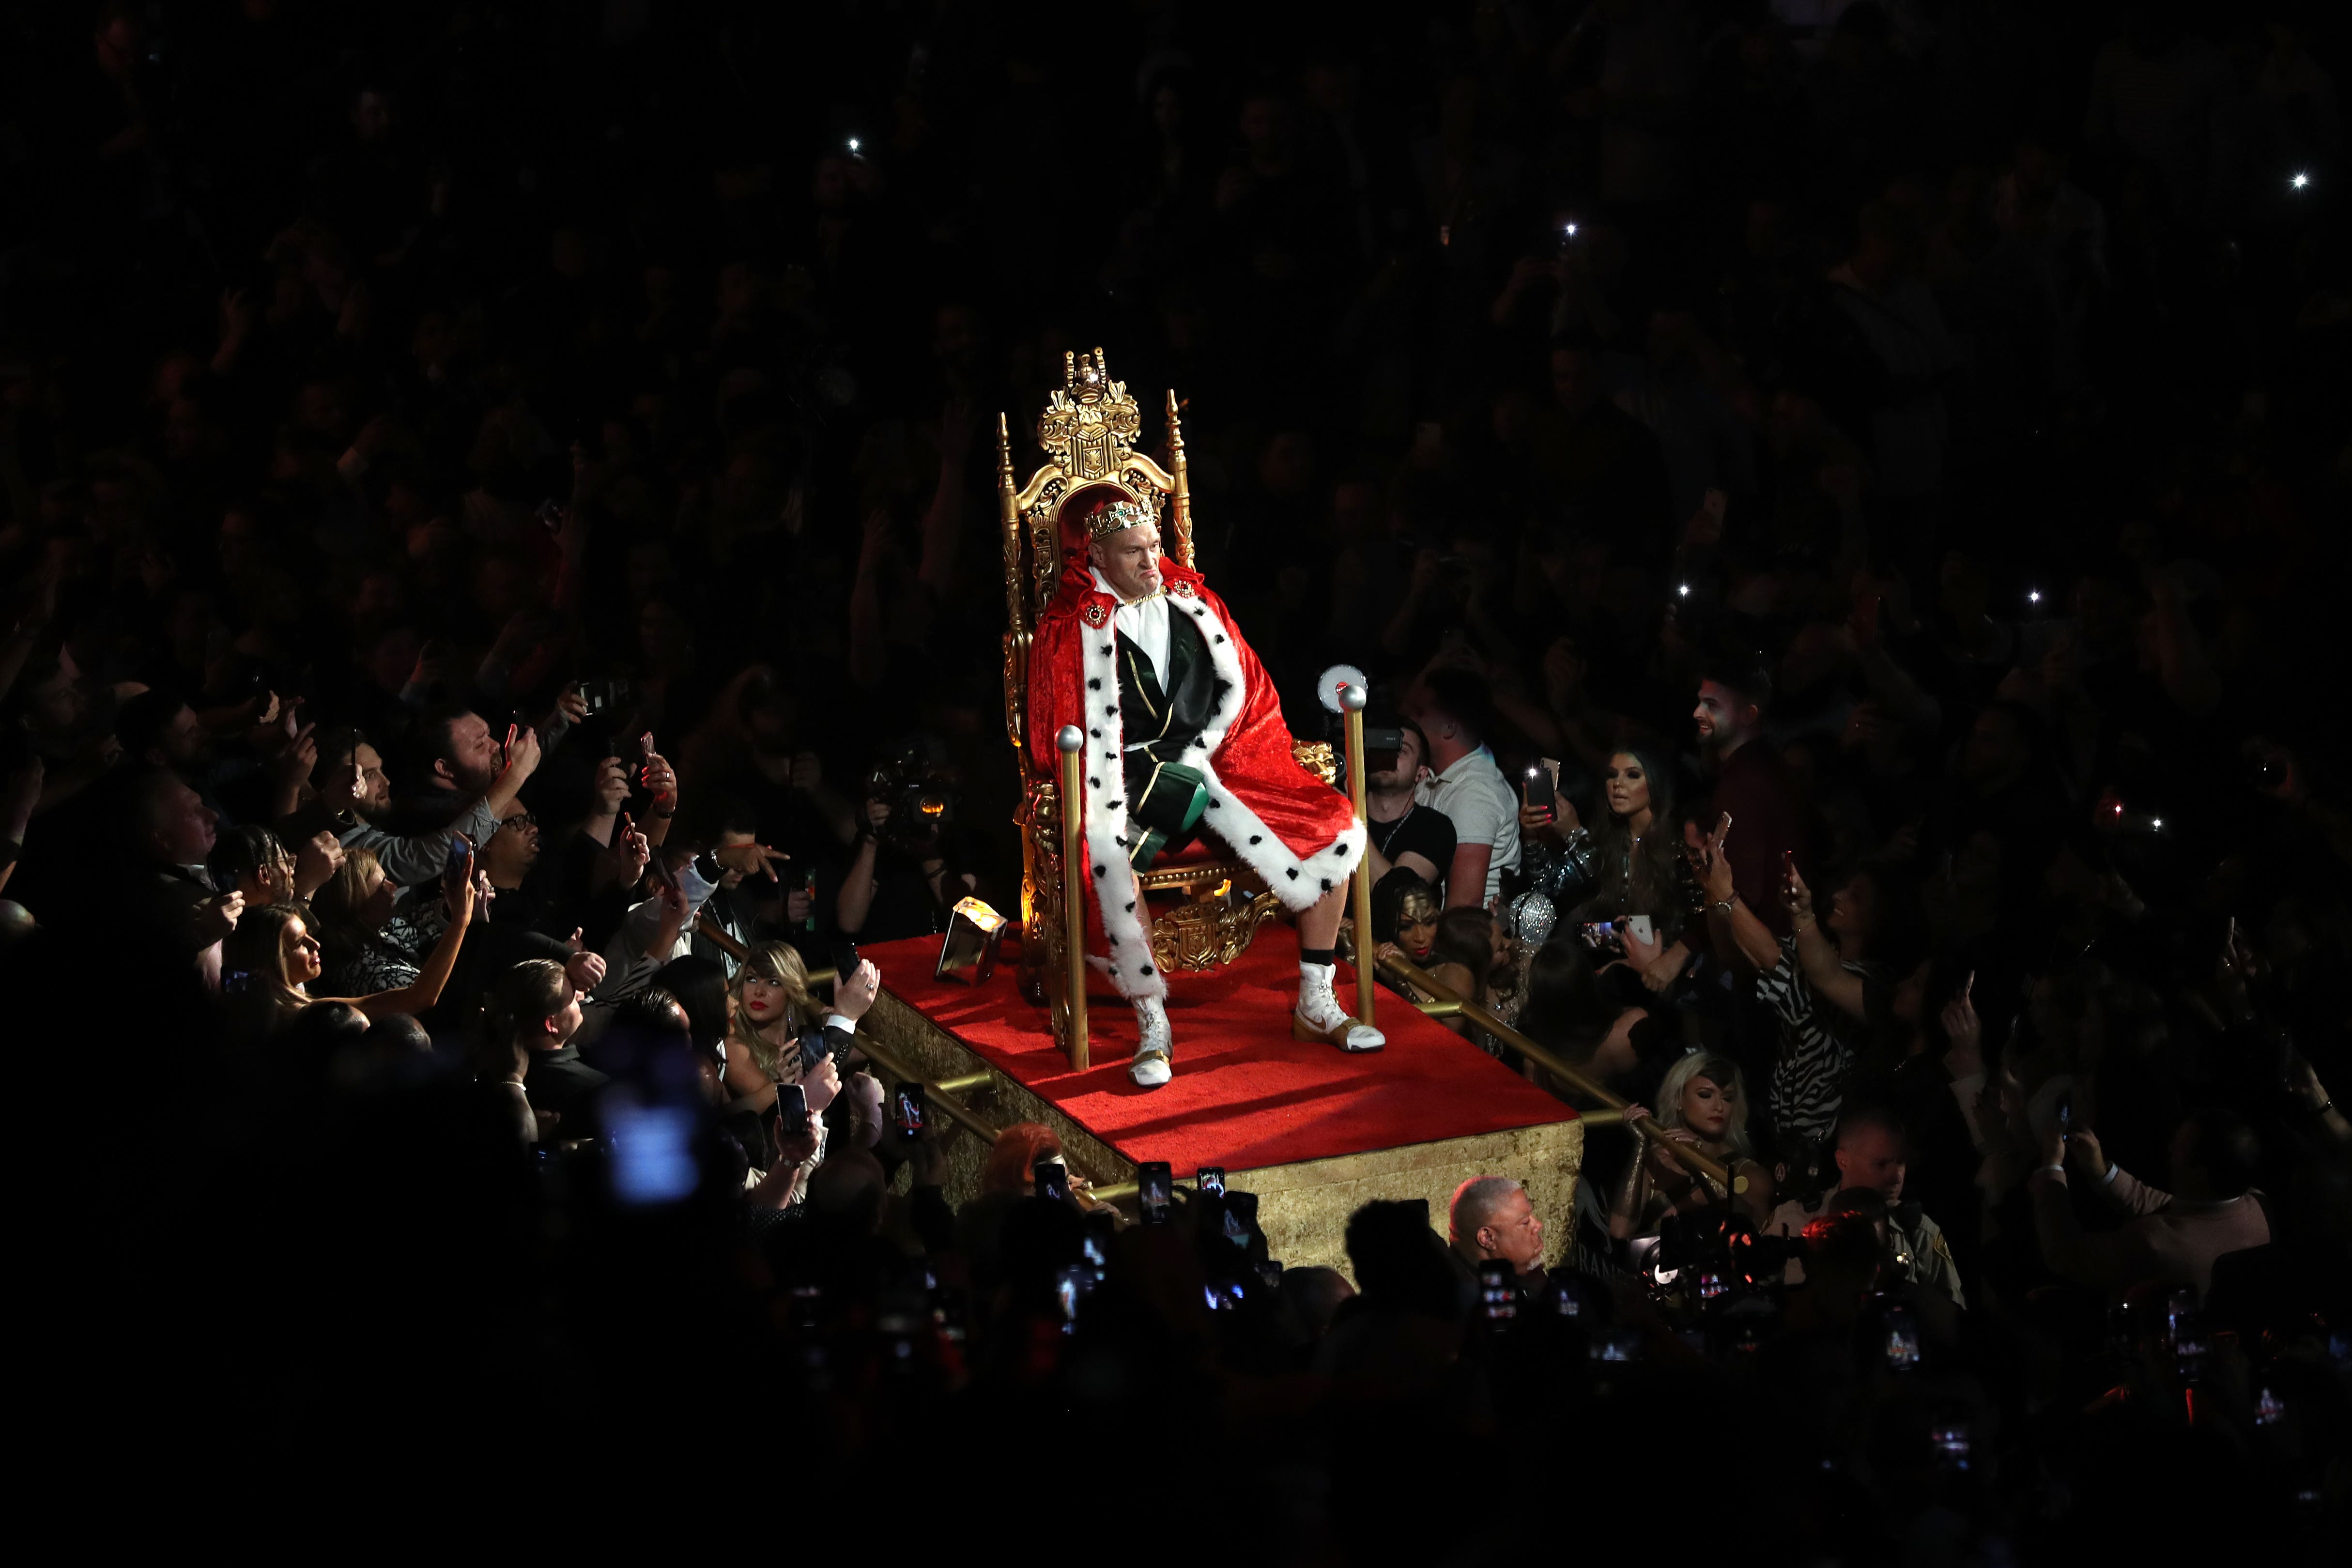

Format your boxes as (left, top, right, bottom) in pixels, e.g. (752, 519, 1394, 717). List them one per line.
(1755, 934, 1882, 1150)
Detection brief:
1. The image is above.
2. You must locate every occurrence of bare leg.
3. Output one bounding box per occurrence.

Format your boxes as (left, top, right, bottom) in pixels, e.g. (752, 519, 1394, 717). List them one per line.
(1298, 879, 1347, 949)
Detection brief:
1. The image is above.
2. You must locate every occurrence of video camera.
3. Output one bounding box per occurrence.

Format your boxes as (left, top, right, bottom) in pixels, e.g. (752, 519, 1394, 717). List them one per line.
(863, 740, 959, 857)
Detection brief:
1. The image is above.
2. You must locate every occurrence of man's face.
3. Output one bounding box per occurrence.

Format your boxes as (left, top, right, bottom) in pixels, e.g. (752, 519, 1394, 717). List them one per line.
(1478, 1188, 1545, 1270)
(1693, 680, 1750, 747)
(157, 704, 202, 764)
(487, 803, 540, 878)
(546, 982, 584, 1048)
(151, 777, 217, 864)
(1089, 522, 1163, 602)
(438, 713, 500, 793)
(1370, 726, 1424, 789)
(352, 743, 393, 814)
(1836, 1127, 1906, 1201)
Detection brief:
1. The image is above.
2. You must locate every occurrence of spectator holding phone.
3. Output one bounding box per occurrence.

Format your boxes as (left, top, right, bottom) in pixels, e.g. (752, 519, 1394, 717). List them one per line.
(1535, 744, 1695, 994)
(1405, 668, 1520, 909)
(221, 857, 478, 1031)
(1693, 660, 1802, 936)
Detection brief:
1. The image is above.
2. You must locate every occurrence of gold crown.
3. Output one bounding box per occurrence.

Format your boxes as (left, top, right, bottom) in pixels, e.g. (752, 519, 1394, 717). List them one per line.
(1086, 497, 1153, 541)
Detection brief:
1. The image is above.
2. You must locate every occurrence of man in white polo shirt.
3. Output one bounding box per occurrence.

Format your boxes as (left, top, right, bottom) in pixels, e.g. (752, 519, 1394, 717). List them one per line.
(1405, 667, 1519, 908)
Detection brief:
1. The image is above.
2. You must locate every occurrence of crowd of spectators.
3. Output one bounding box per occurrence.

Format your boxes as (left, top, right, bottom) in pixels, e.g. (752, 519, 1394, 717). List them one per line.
(5, 0, 2347, 1551)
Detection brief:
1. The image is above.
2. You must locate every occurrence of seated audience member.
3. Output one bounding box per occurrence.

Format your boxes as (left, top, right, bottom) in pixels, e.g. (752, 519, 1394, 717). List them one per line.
(1446, 1175, 1549, 1297)
(1405, 668, 1519, 908)
(1423, 905, 1517, 1035)
(222, 885, 476, 1031)
(722, 940, 823, 1111)
(210, 822, 343, 909)
(1361, 718, 1456, 887)
(494, 958, 604, 1136)
(301, 725, 536, 887)
(1516, 936, 1654, 1096)
(1370, 867, 1442, 968)
(1766, 1105, 1964, 1306)
(122, 766, 243, 956)
(309, 847, 434, 997)
(2036, 1112, 2272, 1301)
(1613, 1052, 1774, 1238)
(1527, 744, 1694, 995)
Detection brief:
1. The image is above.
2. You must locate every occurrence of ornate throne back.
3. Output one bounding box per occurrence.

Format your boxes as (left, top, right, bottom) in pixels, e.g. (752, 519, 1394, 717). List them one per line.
(998, 351, 1311, 1030)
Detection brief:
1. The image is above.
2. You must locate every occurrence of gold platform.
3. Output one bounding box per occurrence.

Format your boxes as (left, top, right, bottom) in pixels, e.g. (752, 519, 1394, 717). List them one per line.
(864, 987, 1585, 1278)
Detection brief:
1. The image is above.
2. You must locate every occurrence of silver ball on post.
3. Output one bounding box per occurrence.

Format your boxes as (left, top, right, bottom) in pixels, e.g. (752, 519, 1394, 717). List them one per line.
(1057, 724, 1085, 753)
(1337, 683, 1368, 714)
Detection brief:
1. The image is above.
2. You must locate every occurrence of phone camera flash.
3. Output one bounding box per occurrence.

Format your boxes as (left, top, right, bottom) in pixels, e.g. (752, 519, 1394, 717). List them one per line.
(1564, 222, 1579, 237)
(2027, 589, 2042, 603)
(1677, 584, 1691, 597)
(2290, 171, 2310, 190)
(2152, 818, 2163, 829)
(846, 137, 862, 154)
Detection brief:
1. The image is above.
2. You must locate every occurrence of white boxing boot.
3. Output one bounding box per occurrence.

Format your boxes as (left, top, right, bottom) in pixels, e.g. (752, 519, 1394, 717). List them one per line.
(1129, 994, 1174, 1087)
(1291, 961, 1384, 1052)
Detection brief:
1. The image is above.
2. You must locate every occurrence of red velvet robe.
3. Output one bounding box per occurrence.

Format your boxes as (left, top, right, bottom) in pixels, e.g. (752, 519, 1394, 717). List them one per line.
(1028, 554, 1364, 1001)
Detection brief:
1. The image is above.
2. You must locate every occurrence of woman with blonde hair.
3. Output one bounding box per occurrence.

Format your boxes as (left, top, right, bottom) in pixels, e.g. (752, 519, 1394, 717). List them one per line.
(723, 940, 820, 1111)
(1610, 1052, 1773, 1237)
(221, 868, 478, 1032)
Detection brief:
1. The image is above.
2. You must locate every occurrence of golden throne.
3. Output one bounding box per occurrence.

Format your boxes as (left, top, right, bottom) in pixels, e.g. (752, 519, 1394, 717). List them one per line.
(999, 349, 1332, 1061)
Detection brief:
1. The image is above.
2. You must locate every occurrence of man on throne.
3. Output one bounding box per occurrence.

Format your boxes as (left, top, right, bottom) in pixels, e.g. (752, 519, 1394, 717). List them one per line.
(1028, 493, 1386, 1087)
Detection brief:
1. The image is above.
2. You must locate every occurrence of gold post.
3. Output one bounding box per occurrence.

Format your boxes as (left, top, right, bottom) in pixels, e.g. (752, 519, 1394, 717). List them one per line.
(998, 413, 1026, 646)
(1056, 725, 1090, 1070)
(1166, 389, 1195, 570)
(1338, 685, 1376, 1028)
(1374, 951, 1738, 1192)
(932, 1069, 995, 1097)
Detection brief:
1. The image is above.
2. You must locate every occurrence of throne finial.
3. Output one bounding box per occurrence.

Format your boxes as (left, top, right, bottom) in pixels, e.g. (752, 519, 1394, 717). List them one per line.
(1063, 350, 1076, 389)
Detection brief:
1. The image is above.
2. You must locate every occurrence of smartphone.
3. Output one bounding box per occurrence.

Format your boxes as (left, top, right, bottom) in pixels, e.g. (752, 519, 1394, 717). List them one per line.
(1082, 1209, 1116, 1282)
(1222, 1190, 1257, 1246)
(1523, 764, 1556, 815)
(1196, 1166, 1226, 1198)
(1053, 1264, 1088, 1328)
(638, 732, 656, 761)
(536, 498, 564, 534)
(1034, 1156, 1072, 1204)
(1929, 1420, 1971, 1471)
(1577, 922, 1625, 956)
(1479, 1259, 1517, 1322)
(894, 1081, 924, 1142)
(1883, 1303, 1922, 1370)
(445, 833, 473, 877)
(1138, 1160, 1174, 1225)
(1256, 1259, 1283, 1291)
(1592, 1327, 1643, 1363)
(773, 1081, 809, 1127)
(1621, 914, 1654, 947)
(2054, 1090, 2073, 1137)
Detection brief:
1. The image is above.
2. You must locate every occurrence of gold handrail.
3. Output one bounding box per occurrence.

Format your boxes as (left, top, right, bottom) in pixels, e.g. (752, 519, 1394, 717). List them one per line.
(1340, 693, 1377, 1027)
(1372, 952, 1738, 1193)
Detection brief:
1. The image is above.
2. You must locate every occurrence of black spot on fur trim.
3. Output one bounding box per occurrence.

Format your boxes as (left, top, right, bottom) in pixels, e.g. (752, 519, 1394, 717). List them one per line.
(1090, 777, 1100, 788)
(1090, 728, 1101, 738)
(1100, 644, 1113, 655)
(1124, 901, 1136, 912)
(1088, 678, 1101, 690)
(1332, 843, 1349, 858)
(1093, 865, 1107, 877)
(1206, 799, 1219, 809)
(1249, 835, 1262, 844)
(1108, 799, 1122, 810)
(1139, 965, 1153, 976)
(1285, 868, 1299, 880)
(1107, 966, 1117, 975)
(1115, 835, 1128, 847)
(1214, 634, 1225, 644)
(1320, 878, 1333, 891)
(1105, 705, 1117, 716)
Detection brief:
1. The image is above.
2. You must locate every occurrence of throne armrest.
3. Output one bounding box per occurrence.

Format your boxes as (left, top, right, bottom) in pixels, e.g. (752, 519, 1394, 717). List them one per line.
(1291, 738, 1336, 786)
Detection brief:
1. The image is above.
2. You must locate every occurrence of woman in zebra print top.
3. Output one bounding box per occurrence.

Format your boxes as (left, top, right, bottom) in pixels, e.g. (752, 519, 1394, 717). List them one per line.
(1688, 814, 1888, 1153)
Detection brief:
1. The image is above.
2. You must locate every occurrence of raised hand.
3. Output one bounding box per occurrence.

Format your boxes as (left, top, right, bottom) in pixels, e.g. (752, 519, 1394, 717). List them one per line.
(832, 958, 882, 1022)
(195, 890, 245, 946)
(713, 839, 789, 881)
(292, 830, 345, 900)
(1940, 970, 1982, 1079)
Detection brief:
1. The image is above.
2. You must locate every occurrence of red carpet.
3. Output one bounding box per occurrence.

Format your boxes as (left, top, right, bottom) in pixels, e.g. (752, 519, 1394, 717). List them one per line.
(860, 925, 1575, 1176)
